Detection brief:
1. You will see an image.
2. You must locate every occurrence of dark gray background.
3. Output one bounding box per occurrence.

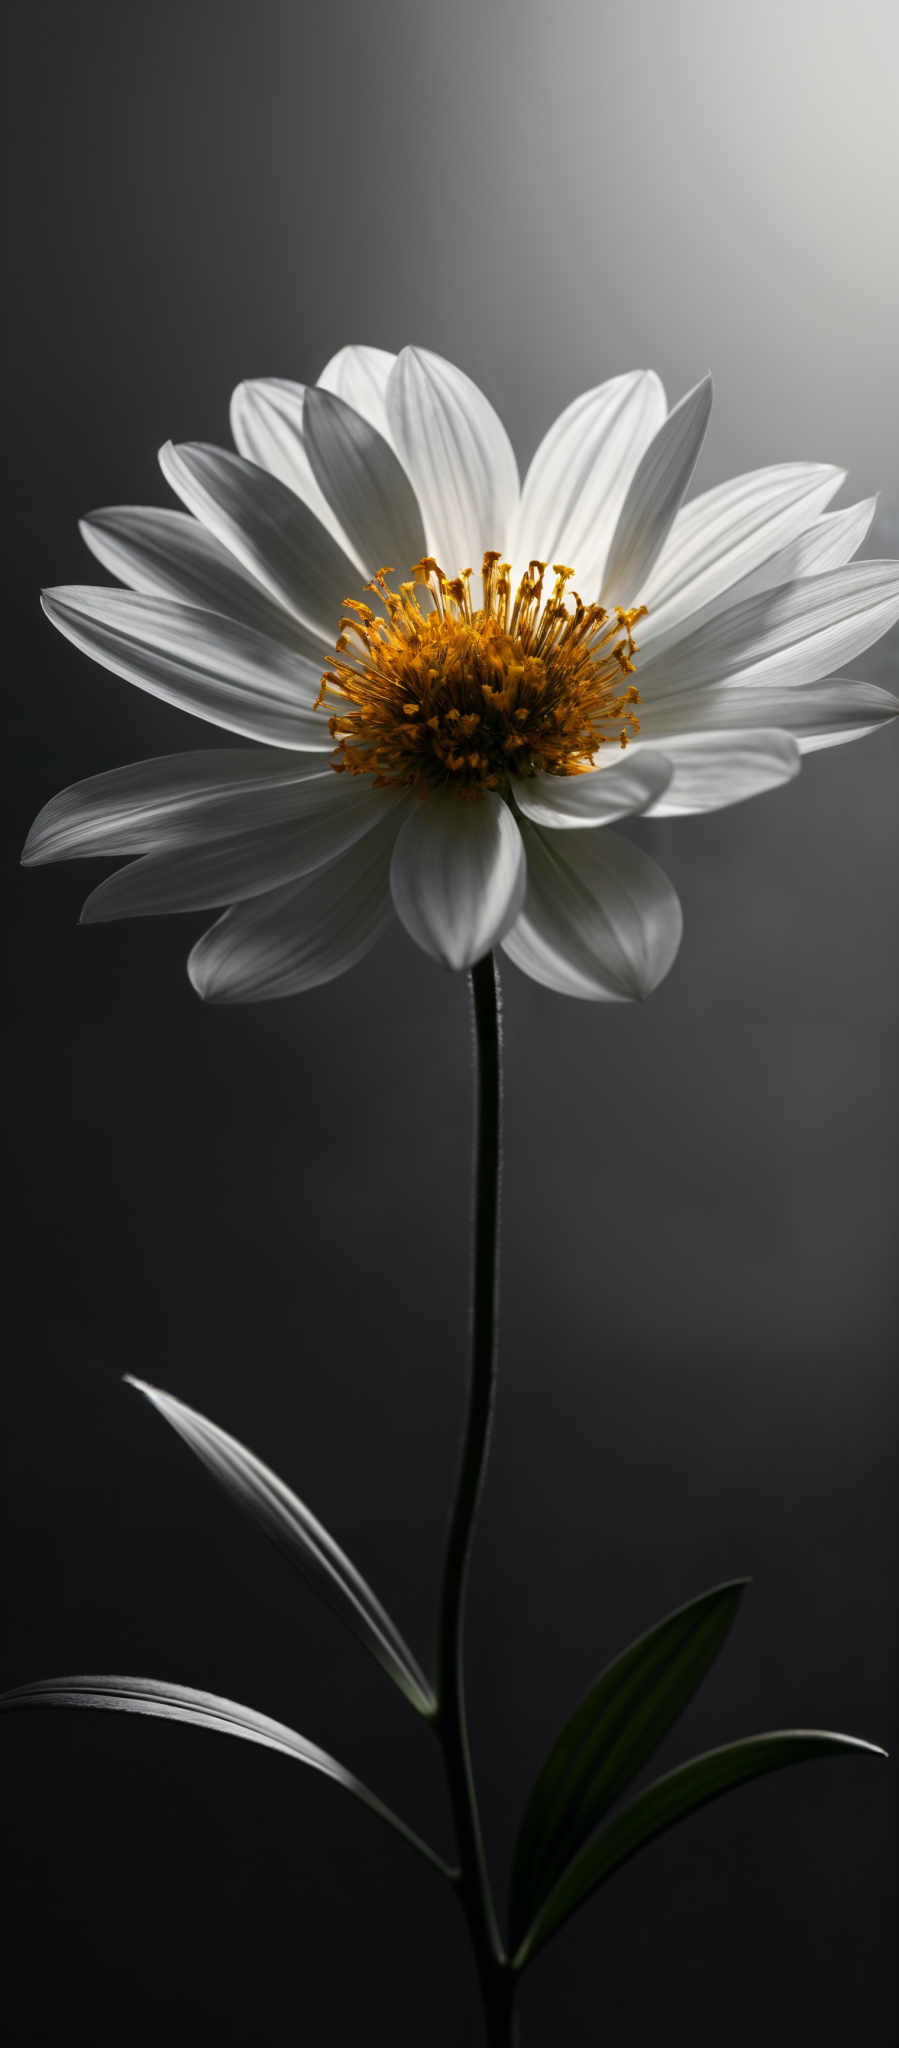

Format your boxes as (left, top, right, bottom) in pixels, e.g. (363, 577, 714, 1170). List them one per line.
(3, 2, 897, 2042)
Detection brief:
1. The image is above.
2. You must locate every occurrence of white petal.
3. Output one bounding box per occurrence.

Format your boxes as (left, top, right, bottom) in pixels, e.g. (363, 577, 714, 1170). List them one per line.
(317, 344, 396, 440)
(229, 380, 348, 545)
(511, 750, 672, 829)
(159, 441, 360, 641)
(22, 750, 334, 864)
(601, 377, 713, 605)
(642, 729, 801, 815)
(637, 497, 879, 676)
(189, 803, 406, 1002)
(302, 387, 426, 580)
(79, 506, 311, 651)
(81, 781, 404, 921)
(637, 560, 899, 705)
(386, 347, 519, 573)
(789, 682, 899, 752)
(390, 791, 525, 970)
(639, 677, 899, 753)
(702, 496, 877, 611)
(637, 463, 845, 652)
(42, 587, 332, 750)
(513, 371, 667, 593)
(503, 823, 682, 1002)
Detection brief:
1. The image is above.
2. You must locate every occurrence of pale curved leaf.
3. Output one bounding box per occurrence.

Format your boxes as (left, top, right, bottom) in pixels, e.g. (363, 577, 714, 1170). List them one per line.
(0, 1674, 449, 1872)
(127, 1379, 435, 1716)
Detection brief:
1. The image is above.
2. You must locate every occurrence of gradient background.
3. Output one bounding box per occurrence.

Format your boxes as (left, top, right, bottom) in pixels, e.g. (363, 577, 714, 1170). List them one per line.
(3, 1, 897, 2041)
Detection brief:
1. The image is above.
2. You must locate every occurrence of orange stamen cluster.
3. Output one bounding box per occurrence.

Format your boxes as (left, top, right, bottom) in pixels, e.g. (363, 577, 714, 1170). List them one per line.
(316, 552, 646, 794)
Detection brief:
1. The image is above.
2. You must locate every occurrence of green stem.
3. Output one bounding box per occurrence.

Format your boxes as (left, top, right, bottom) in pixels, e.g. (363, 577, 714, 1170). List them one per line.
(434, 953, 519, 2046)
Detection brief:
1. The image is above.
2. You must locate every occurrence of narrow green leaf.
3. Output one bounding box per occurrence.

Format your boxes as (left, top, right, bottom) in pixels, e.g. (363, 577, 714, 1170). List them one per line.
(0, 1674, 452, 1875)
(126, 1378, 435, 1717)
(514, 1728, 885, 1966)
(508, 1579, 747, 1947)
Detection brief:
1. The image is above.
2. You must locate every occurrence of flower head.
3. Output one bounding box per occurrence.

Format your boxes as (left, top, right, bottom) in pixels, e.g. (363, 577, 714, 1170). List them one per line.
(26, 347, 899, 1002)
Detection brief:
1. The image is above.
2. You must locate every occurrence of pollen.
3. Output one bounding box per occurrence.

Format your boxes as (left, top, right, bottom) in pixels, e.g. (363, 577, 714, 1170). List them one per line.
(316, 553, 647, 793)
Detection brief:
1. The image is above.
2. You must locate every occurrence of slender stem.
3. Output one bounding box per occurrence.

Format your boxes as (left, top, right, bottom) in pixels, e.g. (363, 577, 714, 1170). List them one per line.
(433, 953, 519, 2046)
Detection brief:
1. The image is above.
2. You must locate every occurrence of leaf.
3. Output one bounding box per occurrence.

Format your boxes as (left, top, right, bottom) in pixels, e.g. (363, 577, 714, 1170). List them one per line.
(514, 1728, 885, 1966)
(126, 1378, 435, 1717)
(0, 1674, 452, 1875)
(508, 1579, 748, 1947)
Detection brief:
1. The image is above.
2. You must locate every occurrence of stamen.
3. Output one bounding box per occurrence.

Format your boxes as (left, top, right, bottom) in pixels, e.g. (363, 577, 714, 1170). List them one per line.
(316, 551, 648, 794)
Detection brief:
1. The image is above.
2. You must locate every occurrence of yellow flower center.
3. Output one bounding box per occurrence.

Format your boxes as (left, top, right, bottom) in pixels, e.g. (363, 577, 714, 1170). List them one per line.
(316, 552, 647, 793)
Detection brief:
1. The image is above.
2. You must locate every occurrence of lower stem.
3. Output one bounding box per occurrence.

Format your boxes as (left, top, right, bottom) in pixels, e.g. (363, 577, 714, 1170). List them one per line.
(434, 953, 518, 2046)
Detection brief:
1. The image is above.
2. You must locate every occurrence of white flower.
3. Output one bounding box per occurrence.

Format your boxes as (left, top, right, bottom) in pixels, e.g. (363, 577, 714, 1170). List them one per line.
(26, 347, 899, 1003)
